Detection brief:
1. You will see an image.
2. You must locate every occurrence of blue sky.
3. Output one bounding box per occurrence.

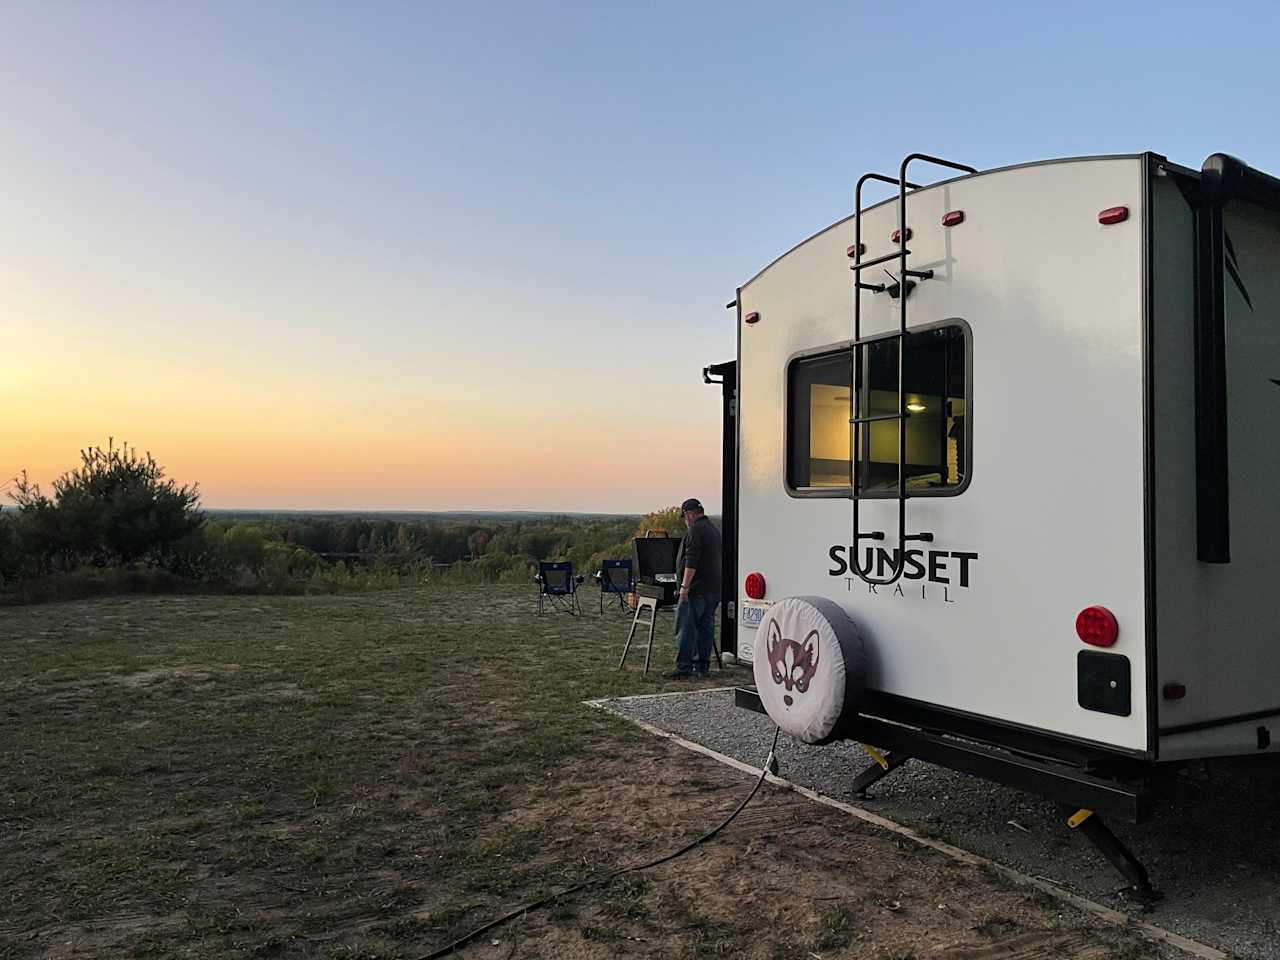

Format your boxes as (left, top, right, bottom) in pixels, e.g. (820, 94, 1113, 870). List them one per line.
(3, 2, 1278, 511)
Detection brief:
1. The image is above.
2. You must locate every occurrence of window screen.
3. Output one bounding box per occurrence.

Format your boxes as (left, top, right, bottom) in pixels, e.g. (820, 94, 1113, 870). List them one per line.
(787, 325, 968, 496)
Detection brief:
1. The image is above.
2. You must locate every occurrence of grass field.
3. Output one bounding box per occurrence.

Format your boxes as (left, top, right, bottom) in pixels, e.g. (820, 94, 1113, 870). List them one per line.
(0, 587, 1156, 959)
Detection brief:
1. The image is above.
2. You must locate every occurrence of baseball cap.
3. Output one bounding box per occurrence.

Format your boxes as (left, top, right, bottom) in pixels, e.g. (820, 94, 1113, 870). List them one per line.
(680, 498, 703, 513)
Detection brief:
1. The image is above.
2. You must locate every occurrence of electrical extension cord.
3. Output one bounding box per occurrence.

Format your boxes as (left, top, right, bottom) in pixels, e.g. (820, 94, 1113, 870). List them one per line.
(418, 726, 781, 960)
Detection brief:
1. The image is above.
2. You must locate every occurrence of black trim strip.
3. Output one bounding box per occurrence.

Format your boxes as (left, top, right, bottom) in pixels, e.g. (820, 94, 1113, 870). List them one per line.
(1142, 154, 1158, 760)
(1160, 706, 1280, 737)
(735, 688, 1151, 822)
(706, 359, 738, 656)
(734, 287, 743, 656)
(862, 690, 1148, 764)
(1194, 159, 1232, 563)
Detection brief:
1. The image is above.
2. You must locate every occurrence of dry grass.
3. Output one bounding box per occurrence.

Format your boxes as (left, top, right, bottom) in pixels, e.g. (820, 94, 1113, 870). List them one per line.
(0, 587, 1153, 958)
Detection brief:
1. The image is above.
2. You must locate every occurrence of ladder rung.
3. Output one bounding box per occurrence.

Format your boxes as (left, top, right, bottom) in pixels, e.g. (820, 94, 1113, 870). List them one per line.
(850, 412, 906, 424)
(853, 531, 933, 543)
(852, 330, 908, 345)
(850, 250, 911, 273)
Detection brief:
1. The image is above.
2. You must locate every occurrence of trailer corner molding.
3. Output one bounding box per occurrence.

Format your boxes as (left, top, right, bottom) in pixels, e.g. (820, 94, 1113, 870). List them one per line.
(753, 596, 865, 743)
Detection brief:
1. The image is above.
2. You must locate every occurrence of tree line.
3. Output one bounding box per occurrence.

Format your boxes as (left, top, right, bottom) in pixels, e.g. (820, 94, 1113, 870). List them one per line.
(0, 441, 691, 603)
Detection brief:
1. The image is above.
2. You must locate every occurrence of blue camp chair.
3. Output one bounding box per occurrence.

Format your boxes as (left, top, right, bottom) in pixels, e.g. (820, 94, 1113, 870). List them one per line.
(535, 560, 584, 615)
(595, 559, 634, 615)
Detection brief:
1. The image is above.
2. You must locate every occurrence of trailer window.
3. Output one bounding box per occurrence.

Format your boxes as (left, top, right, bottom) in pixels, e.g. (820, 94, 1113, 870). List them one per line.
(787, 325, 969, 496)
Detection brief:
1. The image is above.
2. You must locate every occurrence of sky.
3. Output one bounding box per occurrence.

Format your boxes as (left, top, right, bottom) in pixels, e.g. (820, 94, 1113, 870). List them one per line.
(3, 1, 1278, 513)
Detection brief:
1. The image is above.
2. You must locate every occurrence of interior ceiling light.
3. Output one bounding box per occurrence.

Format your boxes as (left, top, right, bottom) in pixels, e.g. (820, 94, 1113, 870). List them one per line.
(906, 401, 927, 413)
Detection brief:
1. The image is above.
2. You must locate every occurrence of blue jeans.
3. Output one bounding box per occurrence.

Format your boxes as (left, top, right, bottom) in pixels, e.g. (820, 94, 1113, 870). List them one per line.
(675, 593, 719, 675)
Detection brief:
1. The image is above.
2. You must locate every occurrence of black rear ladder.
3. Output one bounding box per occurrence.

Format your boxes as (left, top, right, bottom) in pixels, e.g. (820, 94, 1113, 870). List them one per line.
(848, 154, 976, 585)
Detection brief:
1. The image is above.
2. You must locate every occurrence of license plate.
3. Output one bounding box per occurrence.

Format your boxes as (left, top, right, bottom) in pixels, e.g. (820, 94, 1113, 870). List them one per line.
(740, 600, 771, 629)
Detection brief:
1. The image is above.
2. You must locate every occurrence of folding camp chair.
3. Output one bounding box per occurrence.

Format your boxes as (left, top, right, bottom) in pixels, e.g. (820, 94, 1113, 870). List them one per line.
(535, 560, 584, 615)
(594, 559, 634, 615)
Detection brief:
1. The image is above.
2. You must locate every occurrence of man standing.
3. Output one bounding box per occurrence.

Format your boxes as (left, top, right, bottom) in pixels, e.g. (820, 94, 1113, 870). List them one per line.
(669, 498, 722, 679)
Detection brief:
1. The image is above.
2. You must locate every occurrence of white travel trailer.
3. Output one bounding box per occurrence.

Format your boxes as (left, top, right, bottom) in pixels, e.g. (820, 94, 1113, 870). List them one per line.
(712, 152, 1280, 898)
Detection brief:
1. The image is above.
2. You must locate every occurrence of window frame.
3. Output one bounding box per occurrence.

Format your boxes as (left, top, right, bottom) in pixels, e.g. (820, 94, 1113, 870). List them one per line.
(783, 317, 974, 500)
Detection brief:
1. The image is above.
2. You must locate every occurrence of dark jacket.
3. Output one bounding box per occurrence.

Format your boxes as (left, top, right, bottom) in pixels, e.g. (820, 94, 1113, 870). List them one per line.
(676, 516, 722, 598)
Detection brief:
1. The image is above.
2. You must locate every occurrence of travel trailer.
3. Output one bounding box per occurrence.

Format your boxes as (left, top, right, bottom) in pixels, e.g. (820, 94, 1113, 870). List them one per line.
(707, 151, 1280, 898)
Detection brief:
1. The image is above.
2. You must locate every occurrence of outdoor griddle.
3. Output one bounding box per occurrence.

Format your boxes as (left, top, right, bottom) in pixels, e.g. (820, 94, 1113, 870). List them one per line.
(633, 535, 680, 607)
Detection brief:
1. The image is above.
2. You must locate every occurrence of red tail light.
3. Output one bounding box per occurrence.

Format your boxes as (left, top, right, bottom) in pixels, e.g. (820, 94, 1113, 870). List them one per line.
(1098, 206, 1129, 225)
(744, 312, 760, 324)
(942, 210, 965, 226)
(846, 243, 866, 258)
(891, 227, 912, 243)
(1076, 606, 1119, 647)
(744, 572, 766, 600)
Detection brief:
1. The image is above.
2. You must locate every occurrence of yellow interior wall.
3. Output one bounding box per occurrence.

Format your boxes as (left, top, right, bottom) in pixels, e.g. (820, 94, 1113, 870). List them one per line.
(809, 382, 851, 460)
(806, 384, 964, 484)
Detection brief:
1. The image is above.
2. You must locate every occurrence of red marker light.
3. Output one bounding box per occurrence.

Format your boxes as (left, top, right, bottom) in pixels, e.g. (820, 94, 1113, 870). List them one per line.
(744, 311, 760, 324)
(744, 572, 766, 600)
(1076, 606, 1119, 647)
(942, 210, 965, 227)
(891, 227, 912, 243)
(846, 243, 866, 258)
(1098, 206, 1129, 225)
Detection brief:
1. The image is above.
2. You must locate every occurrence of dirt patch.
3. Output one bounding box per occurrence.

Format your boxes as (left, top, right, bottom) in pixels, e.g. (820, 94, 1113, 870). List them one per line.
(116, 664, 241, 688)
(473, 748, 1150, 959)
(24, 913, 189, 960)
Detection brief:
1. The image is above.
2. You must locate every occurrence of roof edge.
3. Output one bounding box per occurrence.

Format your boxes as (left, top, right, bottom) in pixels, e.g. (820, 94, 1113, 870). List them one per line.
(739, 153, 1149, 290)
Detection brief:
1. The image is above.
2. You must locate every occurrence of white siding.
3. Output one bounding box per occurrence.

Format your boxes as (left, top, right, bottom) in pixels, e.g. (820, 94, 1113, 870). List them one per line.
(738, 158, 1149, 751)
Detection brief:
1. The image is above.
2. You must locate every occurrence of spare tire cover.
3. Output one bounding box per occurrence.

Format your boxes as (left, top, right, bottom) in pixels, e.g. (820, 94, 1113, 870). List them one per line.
(752, 596, 865, 744)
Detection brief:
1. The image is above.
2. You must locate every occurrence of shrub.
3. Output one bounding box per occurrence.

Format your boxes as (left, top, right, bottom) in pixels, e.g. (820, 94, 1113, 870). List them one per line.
(635, 506, 686, 539)
(219, 525, 268, 571)
(10, 440, 202, 574)
(0, 508, 20, 584)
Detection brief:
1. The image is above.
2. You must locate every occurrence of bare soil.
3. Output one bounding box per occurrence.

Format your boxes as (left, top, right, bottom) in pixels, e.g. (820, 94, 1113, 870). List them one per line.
(448, 750, 1147, 960)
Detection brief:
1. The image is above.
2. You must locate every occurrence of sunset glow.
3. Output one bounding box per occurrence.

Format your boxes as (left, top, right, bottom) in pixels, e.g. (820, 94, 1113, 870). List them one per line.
(5, 4, 1274, 512)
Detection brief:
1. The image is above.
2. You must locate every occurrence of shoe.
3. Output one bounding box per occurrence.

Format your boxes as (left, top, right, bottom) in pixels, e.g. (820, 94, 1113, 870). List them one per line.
(664, 670, 693, 680)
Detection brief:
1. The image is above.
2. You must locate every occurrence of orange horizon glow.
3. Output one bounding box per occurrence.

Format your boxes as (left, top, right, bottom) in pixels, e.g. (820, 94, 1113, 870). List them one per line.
(2, 329, 722, 513)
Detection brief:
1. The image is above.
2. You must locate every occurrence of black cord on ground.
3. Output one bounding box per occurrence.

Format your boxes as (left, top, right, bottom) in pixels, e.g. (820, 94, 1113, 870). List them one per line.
(418, 726, 781, 960)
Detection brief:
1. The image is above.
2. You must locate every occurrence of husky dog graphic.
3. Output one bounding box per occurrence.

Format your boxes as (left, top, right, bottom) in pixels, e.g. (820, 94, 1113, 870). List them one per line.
(765, 618, 819, 708)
